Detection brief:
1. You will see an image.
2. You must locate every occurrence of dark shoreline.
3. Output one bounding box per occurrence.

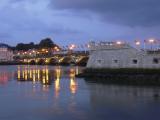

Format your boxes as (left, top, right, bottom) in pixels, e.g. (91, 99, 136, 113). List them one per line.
(0, 62, 86, 66)
(76, 68, 160, 86)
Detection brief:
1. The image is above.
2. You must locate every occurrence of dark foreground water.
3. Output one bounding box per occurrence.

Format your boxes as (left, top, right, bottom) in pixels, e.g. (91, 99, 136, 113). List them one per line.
(0, 65, 160, 120)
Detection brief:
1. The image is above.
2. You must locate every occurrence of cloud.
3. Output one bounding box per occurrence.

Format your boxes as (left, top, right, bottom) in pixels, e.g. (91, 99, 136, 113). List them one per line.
(1, 0, 160, 46)
(0, 0, 84, 45)
(51, 0, 160, 27)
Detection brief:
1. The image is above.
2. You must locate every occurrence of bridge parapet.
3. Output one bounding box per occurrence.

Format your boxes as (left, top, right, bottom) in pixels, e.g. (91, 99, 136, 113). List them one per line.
(88, 41, 131, 51)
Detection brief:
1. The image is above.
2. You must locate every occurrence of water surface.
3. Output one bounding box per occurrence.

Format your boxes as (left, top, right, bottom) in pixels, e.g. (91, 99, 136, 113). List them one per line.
(0, 65, 160, 120)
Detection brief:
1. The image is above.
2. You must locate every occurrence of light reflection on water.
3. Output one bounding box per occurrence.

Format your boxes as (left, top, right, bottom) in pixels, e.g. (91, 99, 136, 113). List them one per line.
(0, 65, 160, 120)
(16, 65, 79, 95)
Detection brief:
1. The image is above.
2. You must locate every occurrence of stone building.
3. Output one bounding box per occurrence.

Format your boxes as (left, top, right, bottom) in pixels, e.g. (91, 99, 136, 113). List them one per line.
(87, 41, 160, 69)
(0, 44, 13, 62)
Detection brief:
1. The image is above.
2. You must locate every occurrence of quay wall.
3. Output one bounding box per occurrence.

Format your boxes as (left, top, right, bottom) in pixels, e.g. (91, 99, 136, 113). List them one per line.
(87, 42, 160, 69)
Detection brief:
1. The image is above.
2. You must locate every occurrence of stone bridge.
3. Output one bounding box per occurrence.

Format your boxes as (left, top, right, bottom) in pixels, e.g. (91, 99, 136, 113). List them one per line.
(22, 54, 89, 66)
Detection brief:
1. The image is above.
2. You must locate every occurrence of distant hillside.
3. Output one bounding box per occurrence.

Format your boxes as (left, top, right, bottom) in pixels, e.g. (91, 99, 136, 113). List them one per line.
(0, 43, 13, 49)
(0, 38, 60, 51)
(14, 38, 60, 51)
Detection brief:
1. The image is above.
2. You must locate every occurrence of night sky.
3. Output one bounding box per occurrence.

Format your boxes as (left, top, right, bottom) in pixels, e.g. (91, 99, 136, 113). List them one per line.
(0, 0, 160, 46)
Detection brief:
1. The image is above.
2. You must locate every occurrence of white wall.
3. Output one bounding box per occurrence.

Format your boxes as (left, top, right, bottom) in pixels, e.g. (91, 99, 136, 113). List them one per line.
(87, 43, 160, 69)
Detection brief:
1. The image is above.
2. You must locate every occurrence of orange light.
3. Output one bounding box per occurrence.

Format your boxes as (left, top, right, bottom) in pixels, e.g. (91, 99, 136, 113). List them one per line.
(42, 49, 45, 52)
(54, 46, 58, 49)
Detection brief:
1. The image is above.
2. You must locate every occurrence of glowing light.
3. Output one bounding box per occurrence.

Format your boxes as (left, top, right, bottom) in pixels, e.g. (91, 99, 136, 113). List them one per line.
(33, 69, 36, 82)
(46, 68, 49, 83)
(135, 41, 141, 45)
(42, 49, 45, 52)
(18, 69, 21, 80)
(116, 41, 122, 45)
(69, 44, 76, 50)
(69, 47, 73, 50)
(69, 68, 77, 94)
(24, 69, 28, 80)
(55, 68, 61, 98)
(54, 47, 58, 49)
(37, 70, 40, 81)
(45, 59, 49, 63)
(70, 79, 77, 94)
(149, 39, 155, 43)
(71, 44, 76, 48)
(56, 49, 60, 52)
(30, 69, 32, 78)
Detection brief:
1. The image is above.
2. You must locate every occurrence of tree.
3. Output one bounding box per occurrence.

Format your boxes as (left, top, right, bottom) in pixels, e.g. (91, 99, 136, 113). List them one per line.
(39, 38, 55, 48)
(15, 42, 36, 51)
(14, 37, 61, 51)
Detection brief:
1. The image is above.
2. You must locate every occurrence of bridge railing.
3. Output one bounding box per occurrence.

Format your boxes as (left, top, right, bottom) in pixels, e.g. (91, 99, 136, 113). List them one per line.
(14, 50, 89, 60)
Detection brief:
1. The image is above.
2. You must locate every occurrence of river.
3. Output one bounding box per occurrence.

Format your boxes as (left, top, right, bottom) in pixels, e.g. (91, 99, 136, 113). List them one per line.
(0, 65, 160, 120)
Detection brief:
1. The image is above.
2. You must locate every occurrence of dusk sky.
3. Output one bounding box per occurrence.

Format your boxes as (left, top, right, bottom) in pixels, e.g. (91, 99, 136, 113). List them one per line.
(0, 0, 160, 46)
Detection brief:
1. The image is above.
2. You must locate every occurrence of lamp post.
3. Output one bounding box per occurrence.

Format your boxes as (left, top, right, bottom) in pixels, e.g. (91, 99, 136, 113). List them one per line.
(135, 40, 141, 50)
(116, 41, 122, 45)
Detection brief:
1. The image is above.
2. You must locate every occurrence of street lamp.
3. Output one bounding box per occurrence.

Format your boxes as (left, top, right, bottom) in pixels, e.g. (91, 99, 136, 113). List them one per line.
(149, 39, 155, 43)
(116, 41, 122, 45)
(135, 40, 141, 46)
(149, 39, 155, 50)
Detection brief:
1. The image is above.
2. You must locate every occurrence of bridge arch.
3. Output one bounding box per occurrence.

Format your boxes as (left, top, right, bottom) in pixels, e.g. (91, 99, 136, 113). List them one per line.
(76, 56, 89, 66)
(49, 58, 59, 65)
(29, 60, 36, 65)
(37, 59, 46, 65)
(60, 56, 75, 65)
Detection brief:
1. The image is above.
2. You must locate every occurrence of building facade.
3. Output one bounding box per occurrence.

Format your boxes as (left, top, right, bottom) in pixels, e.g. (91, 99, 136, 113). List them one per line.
(87, 41, 160, 69)
(0, 44, 13, 62)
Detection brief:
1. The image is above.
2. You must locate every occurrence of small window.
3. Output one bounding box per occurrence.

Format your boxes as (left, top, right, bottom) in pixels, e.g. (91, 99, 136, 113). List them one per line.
(153, 58, 159, 64)
(97, 60, 102, 64)
(114, 60, 118, 63)
(132, 59, 138, 64)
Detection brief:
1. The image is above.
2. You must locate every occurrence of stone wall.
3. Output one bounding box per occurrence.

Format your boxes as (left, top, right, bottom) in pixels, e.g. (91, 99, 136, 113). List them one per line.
(87, 42, 160, 69)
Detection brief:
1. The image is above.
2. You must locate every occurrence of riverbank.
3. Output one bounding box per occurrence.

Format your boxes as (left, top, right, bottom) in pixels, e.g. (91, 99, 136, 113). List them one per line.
(76, 68, 160, 86)
(0, 61, 23, 65)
